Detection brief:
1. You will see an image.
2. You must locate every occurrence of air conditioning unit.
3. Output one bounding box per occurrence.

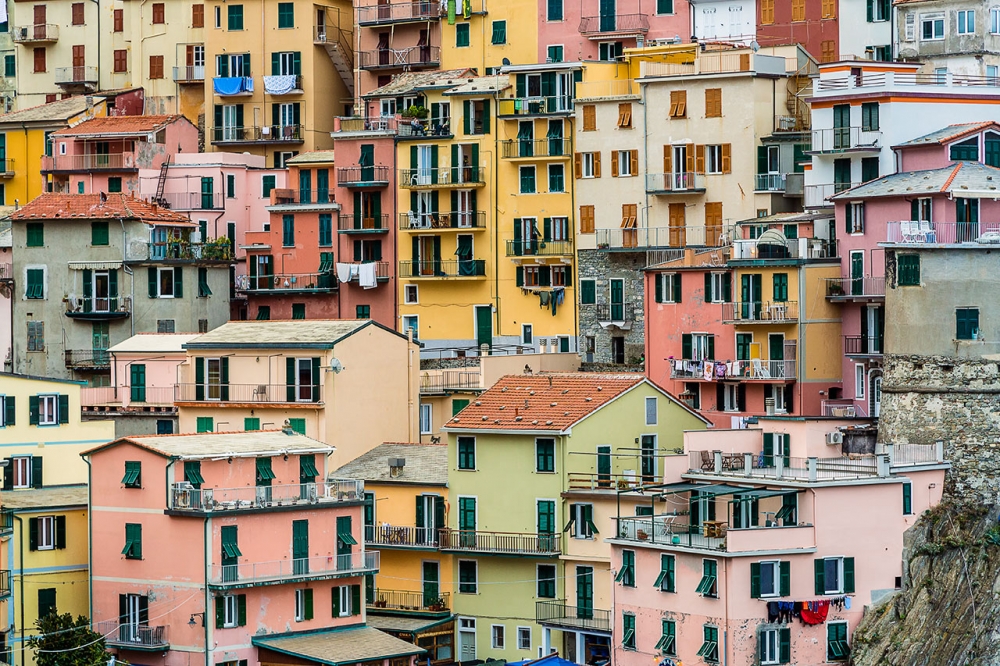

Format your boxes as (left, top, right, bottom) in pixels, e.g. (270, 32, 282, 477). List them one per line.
(174, 481, 193, 507)
(765, 397, 775, 415)
(826, 431, 844, 445)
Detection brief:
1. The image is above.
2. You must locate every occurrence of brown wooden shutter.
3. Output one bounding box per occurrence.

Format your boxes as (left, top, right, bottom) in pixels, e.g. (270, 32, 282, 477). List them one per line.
(593, 151, 601, 178)
(575, 153, 582, 178)
(705, 202, 723, 245)
(611, 150, 619, 177)
(663, 146, 672, 173)
(583, 105, 596, 131)
(113, 9, 123, 31)
(72, 45, 85, 67)
(33, 48, 45, 73)
(629, 150, 638, 175)
(72, 3, 84, 25)
(580, 205, 595, 234)
(685, 144, 695, 174)
(192, 4, 205, 27)
(721, 144, 732, 173)
(695, 145, 705, 174)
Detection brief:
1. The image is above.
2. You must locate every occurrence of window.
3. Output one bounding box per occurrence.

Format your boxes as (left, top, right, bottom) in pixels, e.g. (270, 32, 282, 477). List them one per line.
(698, 625, 720, 663)
(456, 23, 470, 47)
(197, 416, 214, 433)
(72, 2, 85, 24)
(773, 273, 788, 302)
(706, 272, 730, 303)
(547, 0, 562, 20)
(123, 523, 142, 559)
(26, 222, 43, 247)
(957, 308, 980, 340)
(3, 55, 14, 78)
(122, 461, 141, 488)
(150, 2, 164, 22)
(535, 438, 555, 472)
(617, 103, 632, 128)
(277, 2, 294, 27)
(157, 319, 176, 333)
(36, 395, 58, 426)
(521, 324, 533, 345)
(404, 285, 418, 304)
(827, 622, 849, 661)
(847, 202, 864, 234)
(536, 564, 556, 598)
(114, 8, 124, 30)
(897, 255, 920, 286)
(214, 5, 222, 27)
(294, 589, 313, 621)
(613, 150, 636, 177)
(642, 396, 658, 425)
(152, 267, 180, 298)
(578, 152, 597, 178)
(458, 560, 477, 593)
(108, 177, 122, 193)
(759, 626, 790, 665)
(282, 214, 294, 246)
(491, 20, 506, 44)
(34, 515, 55, 550)
(519, 166, 536, 193)
(402, 315, 418, 339)
(752, 560, 789, 598)
(669, 90, 686, 118)
(225, 174, 236, 198)
(547, 45, 563, 62)
(647, 553, 674, 592)
(198, 267, 212, 297)
(622, 613, 635, 649)
(654, 273, 681, 304)
(815, 556, 854, 595)
(38, 589, 56, 618)
(227, 4, 244, 30)
(599, 41, 623, 61)
(656, 0, 673, 12)
(355, 304, 370, 319)
(262, 175, 276, 198)
(244, 417, 260, 431)
(957, 9, 975, 33)
(579, 279, 596, 305)
(485, 624, 504, 650)
(548, 164, 565, 192)
(861, 157, 879, 183)
(220, 594, 245, 628)
(26, 268, 44, 299)
(705, 88, 722, 117)
(33, 48, 45, 73)
(27, 321, 44, 351)
(566, 503, 597, 539)
(615, 550, 635, 586)
(854, 364, 865, 400)
(517, 627, 531, 650)
(705, 144, 723, 174)
(822, 0, 835, 18)
(697, 559, 718, 597)
(902, 482, 913, 515)
(921, 13, 944, 39)
(582, 105, 596, 131)
(861, 102, 879, 131)
(761, 0, 774, 23)
(419, 404, 432, 435)
(192, 4, 204, 27)
(950, 137, 978, 161)
(458, 437, 476, 470)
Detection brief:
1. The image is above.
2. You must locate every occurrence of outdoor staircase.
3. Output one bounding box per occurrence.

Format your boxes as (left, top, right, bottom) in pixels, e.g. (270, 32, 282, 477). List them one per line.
(315, 24, 355, 98)
(154, 157, 170, 208)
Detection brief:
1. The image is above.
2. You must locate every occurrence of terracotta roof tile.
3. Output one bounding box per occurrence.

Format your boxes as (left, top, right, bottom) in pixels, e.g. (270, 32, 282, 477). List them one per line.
(52, 114, 188, 137)
(894, 121, 999, 147)
(443, 373, 646, 432)
(10, 193, 192, 223)
(0, 96, 96, 125)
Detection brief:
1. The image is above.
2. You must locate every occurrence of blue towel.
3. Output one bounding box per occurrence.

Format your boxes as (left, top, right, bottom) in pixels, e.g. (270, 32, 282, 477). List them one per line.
(213, 77, 252, 95)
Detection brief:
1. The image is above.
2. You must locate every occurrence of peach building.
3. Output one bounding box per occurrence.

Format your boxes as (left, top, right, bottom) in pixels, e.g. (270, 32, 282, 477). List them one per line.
(608, 417, 947, 666)
(84, 430, 424, 666)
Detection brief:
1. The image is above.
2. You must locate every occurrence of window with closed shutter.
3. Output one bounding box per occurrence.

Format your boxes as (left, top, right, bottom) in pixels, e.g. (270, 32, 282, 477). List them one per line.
(791, 0, 805, 20)
(113, 9, 124, 31)
(113, 50, 127, 73)
(192, 4, 204, 26)
(579, 205, 595, 233)
(152, 3, 165, 23)
(669, 90, 686, 118)
(149, 55, 164, 79)
(761, 0, 774, 23)
(582, 105, 596, 131)
(705, 88, 721, 117)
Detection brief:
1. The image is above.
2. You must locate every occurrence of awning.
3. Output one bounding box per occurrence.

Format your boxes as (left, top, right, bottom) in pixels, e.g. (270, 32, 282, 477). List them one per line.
(253, 625, 425, 666)
(730, 488, 798, 501)
(68, 261, 122, 271)
(300, 457, 320, 477)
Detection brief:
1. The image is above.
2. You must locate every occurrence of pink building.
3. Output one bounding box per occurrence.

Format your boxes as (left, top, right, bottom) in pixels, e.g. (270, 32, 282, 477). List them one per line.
(0, 227, 10, 368)
(609, 418, 947, 666)
(354, 0, 444, 97)
(42, 115, 199, 195)
(84, 430, 424, 666)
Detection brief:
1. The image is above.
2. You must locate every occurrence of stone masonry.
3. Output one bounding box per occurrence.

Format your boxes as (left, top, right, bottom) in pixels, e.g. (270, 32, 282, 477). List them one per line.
(577, 249, 646, 366)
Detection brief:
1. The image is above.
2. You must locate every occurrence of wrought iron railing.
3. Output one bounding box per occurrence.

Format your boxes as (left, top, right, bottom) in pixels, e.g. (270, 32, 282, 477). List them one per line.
(209, 551, 379, 585)
(170, 479, 364, 511)
(94, 621, 167, 648)
(438, 529, 560, 555)
(536, 600, 611, 632)
(174, 382, 323, 403)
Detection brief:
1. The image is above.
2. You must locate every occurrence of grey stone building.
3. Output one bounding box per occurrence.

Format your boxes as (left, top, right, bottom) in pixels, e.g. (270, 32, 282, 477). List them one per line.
(10, 193, 233, 383)
(577, 250, 647, 365)
(895, 0, 1000, 77)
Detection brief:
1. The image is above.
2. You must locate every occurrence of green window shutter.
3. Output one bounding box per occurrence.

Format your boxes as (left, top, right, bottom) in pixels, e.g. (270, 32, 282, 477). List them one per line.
(244, 417, 260, 431)
(681, 334, 692, 359)
(4, 396, 14, 426)
(750, 562, 761, 598)
(866, 0, 873, 21)
(196, 416, 213, 433)
(304, 589, 313, 620)
(903, 482, 912, 514)
(779, 560, 790, 596)
(147, 267, 157, 298)
(843, 557, 855, 593)
(762, 432, 774, 465)
(814, 558, 825, 595)
(195, 357, 205, 401)
(173, 267, 183, 298)
(92, 221, 109, 245)
(286, 357, 296, 401)
(656, 0, 672, 11)
(331, 586, 341, 616)
(289, 418, 306, 434)
(220, 357, 229, 401)
(58, 395, 69, 423)
(351, 584, 361, 615)
(482, 100, 490, 134)
(28, 517, 37, 550)
(215, 597, 225, 628)
(778, 626, 791, 663)
(28, 396, 39, 425)
(581, 280, 595, 304)
(238, 594, 247, 626)
(672, 273, 682, 302)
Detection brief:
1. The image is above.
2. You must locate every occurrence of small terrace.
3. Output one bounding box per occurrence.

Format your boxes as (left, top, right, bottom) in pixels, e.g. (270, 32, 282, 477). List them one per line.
(339, 214, 390, 234)
(235, 272, 336, 294)
(588, 303, 636, 325)
(645, 172, 706, 195)
(55, 66, 99, 88)
(357, 0, 441, 25)
(844, 336, 883, 358)
(338, 261, 391, 285)
(369, 589, 450, 615)
(173, 383, 324, 404)
(497, 96, 574, 118)
(578, 13, 648, 36)
(419, 368, 483, 394)
(365, 524, 440, 548)
(809, 127, 881, 154)
(722, 301, 799, 324)
(336, 166, 391, 188)
(821, 399, 857, 417)
(209, 550, 379, 588)
(438, 529, 560, 556)
(65, 349, 110, 370)
(814, 70, 1000, 95)
(639, 53, 793, 78)
(886, 221, 1000, 245)
(399, 167, 485, 189)
(173, 65, 205, 83)
(614, 513, 817, 554)
(65, 296, 131, 320)
(399, 211, 486, 231)
(11, 24, 58, 43)
(596, 225, 731, 250)
(574, 79, 639, 101)
(210, 125, 304, 145)
(731, 237, 837, 261)
(41, 152, 147, 172)
(144, 240, 233, 263)
(358, 47, 440, 70)
(93, 621, 168, 651)
(536, 601, 611, 634)
(754, 173, 787, 192)
(506, 240, 573, 257)
(267, 188, 338, 209)
(825, 277, 885, 300)
(399, 260, 486, 278)
(566, 472, 663, 491)
(687, 450, 886, 482)
(500, 139, 572, 160)
(79, 386, 175, 408)
(169, 479, 364, 513)
(669, 358, 796, 382)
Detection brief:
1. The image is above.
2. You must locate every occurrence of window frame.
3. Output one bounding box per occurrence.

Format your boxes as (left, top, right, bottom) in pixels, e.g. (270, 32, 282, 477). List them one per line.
(458, 560, 478, 593)
(419, 403, 432, 435)
(758, 559, 781, 597)
(920, 13, 945, 40)
(516, 626, 531, 650)
(223, 594, 239, 628)
(535, 438, 555, 473)
(12, 456, 31, 488)
(536, 563, 556, 598)
(457, 436, 476, 470)
(957, 9, 974, 33)
(644, 396, 657, 425)
(38, 394, 58, 426)
(491, 624, 505, 650)
(37, 515, 55, 550)
(956, 307, 980, 340)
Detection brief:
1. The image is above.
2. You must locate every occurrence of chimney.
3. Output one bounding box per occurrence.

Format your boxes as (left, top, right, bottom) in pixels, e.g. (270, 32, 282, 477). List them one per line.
(281, 419, 295, 435)
(684, 248, 695, 265)
(388, 458, 405, 477)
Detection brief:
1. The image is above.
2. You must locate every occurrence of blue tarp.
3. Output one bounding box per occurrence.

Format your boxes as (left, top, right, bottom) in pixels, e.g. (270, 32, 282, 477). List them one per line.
(213, 76, 252, 95)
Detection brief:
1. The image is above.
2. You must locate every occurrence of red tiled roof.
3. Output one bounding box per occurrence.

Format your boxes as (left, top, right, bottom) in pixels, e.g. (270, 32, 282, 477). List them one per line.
(444, 373, 646, 432)
(52, 114, 187, 137)
(11, 193, 193, 224)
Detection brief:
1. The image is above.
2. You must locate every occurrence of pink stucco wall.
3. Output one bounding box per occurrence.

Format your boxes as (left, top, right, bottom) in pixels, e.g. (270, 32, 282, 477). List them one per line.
(112, 350, 186, 407)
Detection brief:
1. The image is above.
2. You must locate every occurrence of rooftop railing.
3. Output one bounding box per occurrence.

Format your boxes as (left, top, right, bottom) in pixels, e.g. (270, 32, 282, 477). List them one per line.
(536, 600, 611, 633)
(886, 221, 1000, 245)
(881, 442, 944, 466)
(419, 369, 483, 393)
(596, 225, 732, 250)
(575, 79, 637, 100)
(209, 550, 379, 586)
(687, 450, 888, 481)
(815, 71, 1000, 93)
(41, 153, 138, 171)
(170, 479, 364, 512)
(174, 382, 323, 403)
(731, 237, 837, 260)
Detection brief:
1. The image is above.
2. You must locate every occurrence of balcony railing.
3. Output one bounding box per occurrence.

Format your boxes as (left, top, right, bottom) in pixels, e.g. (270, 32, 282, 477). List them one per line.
(336, 166, 391, 186)
(93, 621, 167, 649)
(616, 516, 725, 551)
(816, 70, 1000, 93)
(0, 509, 13, 537)
(174, 383, 324, 403)
(646, 172, 705, 194)
(65, 349, 110, 369)
(365, 524, 440, 547)
(575, 79, 637, 100)
(146, 241, 233, 262)
(337, 261, 390, 283)
(774, 114, 807, 132)
(722, 301, 798, 323)
(589, 303, 635, 323)
(65, 296, 131, 319)
(335, 116, 400, 134)
(498, 97, 574, 117)
(578, 13, 649, 34)
(825, 277, 885, 298)
(567, 472, 662, 491)
(399, 211, 487, 230)
(882, 442, 944, 466)
(0, 263, 10, 282)
(500, 139, 572, 159)
(55, 66, 99, 85)
(358, 46, 440, 70)
(269, 188, 336, 206)
(173, 65, 205, 82)
(821, 399, 857, 417)
(80, 385, 175, 406)
(731, 237, 837, 260)
(358, 1, 441, 25)
(399, 260, 485, 278)
(669, 358, 795, 381)
(597, 225, 731, 250)
(755, 173, 787, 192)
(369, 588, 450, 614)
(399, 167, 485, 188)
(689, 450, 886, 481)
(810, 127, 882, 153)
(152, 191, 225, 210)
(170, 479, 364, 512)
(537, 600, 611, 633)
(41, 153, 138, 171)
(210, 125, 304, 143)
(0, 569, 9, 597)
(886, 221, 1000, 244)
(804, 182, 857, 208)
(438, 529, 560, 555)
(339, 214, 390, 232)
(11, 23, 59, 42)
(419, 369, 483, 393)
(506, 240, 573, 256)
(844, 335, 883, 356)
(209, 550, 379, 586)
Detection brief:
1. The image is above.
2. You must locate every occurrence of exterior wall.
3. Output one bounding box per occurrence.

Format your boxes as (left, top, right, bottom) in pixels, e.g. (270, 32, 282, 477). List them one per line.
(895, 0, 1000, 75)
(837, 0, 892, 60)
(436, 0, 537, 86)
(356, 16, 441, 98)
(0, 244, 11, 366)
(756, 0, 838, 62)
(578, 251, 647, 365)
(690, 0, 756, 43)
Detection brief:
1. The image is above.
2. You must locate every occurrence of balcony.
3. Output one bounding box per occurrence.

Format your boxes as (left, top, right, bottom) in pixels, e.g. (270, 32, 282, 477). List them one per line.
(94, 621, 168, 651)
(153, 191, 225, 210)
(357, 1, 441, 25)
(589, 302, 635, 325)
(844, 335, 883, 357)
(41, 153, 140, 172)
(596, 225, 731, 250)
(886, 220, 1000, 245)
(336, 166, 391, 188)
(0, 159, 14, 177)
(575, 79, 638, 101)
(497, 96, 574, 117)
(339, 261, 391, 285)
(804, 182, 857, 208)
(774, 114, 807, 133)
(358, 46, 440, 70)
(399, 211, 486, 231)
(755, 173, 787, 192)
(578, 13, 649, 36)
(173, 65, 205, 83)
(144, 241, 233, 263)
(210, 125, 304, 145)
(11, 24, 58, 43)
(169, 479, 364, 513)
(537, 601, 611, 633)
(208, 550, 379, 588)
(212, 76, 254, 96)
(339, 214, 390, 234)
(645, 172, 705, 195)
(365, 524, 440, 548)
(0, 264, 10, 282)
(369, 589, 450, 615)
(810, 127, 881, 154)
(174, 382, 324, 404)
(825, 277, 885, 300)
(0, 569, 9, 598)
(566, 472, 663, 491)
(55, 66, 99, 87)
(614, 515, 817, 554)
(689, 449, 889, 482)
(669, 358, 796, 381)
(438, 529, 560, 556)
(399, 167, 485, 189)
(419, 369, 483, 394)
(267, 189, 338, 209)
(821, 399, 857, 417)
(722, 301, 798, 324)
(65, 349, 110, 370)
(264, 75, 302, 95)
(0, 509, 13, 537)
(730, 237, 837, 261)
(80, 385, 175, 407)
(500, 139, 572, 159)
(65, 296, 131, 320)
(506, 240, 573, 257)
(399, 260, 485, 278)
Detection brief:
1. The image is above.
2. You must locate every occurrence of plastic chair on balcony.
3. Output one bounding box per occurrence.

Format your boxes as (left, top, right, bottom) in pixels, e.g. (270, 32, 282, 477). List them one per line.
(700, 450, 714, 471)
(751, 358, 771, 379)
(253, 384, 268, 400)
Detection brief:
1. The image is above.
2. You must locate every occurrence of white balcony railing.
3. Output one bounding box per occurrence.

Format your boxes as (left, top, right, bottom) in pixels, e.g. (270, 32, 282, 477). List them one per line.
(170, 479, 364, 511)
(209, 550, 378, 585)
(886, 220, 1000, 245)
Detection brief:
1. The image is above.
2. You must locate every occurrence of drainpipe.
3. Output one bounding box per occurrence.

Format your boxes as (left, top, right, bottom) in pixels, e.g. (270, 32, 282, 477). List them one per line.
(492, 89, 500, 341)
(89, 0, 100, 93)
(203, 515, 210, 666)
(407, 330, 414, 442)
(119, 218, 134, 336)
(82, 456, 92, 633)
(12, 514, 23, 666)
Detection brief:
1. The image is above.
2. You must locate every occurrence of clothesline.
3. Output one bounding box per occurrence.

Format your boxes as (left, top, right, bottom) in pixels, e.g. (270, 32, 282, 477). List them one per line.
(766, 596, 851, 626)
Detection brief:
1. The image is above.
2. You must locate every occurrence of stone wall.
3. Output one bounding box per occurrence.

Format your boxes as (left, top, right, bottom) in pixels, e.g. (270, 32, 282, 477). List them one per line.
(577, 249, 646, 367)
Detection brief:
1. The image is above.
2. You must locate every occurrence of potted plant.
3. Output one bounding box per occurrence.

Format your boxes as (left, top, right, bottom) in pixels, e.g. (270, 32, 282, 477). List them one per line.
(636, 529, 649, 541)
(427, 597, 446, 611)
(402, 105, 430, 119)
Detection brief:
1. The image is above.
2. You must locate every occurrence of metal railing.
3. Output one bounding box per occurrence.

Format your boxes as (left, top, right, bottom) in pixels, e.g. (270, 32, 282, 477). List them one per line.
(722, 301, 799, 323)
(399, 167, 485, 187)
(153, 191, 225, 210)
(815, 70, 1000, 93)
(0, 264, 10, 281)
(811, 127, 882, 153)
(688, 450, 884, 481)
(774, 114, 807, 132)
(358, 1, 441, 24)
(235, 271, 337, 293)
(0, 569, 9, 597)
(210, 125, 303, 143)
(883, 443, 943, 466)
(336, 165, 391, 185)
(825, 277, 885, 298)
(65, 296, 131, 317)
(78, 385, 175, 406)
(335, 116, 400, 134)
(640, 52, 791, 78)
(578, 13, 649, 33)
(731, 237, 836, 260)
(173, 65, 205, 82)
(821, 400, 857, 417)
(616, 516, 725, 551)
(804, 182, 857, 208)
(399, 260, 486, 278)
(147, 241, 233, 261)
(419, 369, 483, 393)
(536, 600, 611, 633)
(596, 225, 732, 250)
(886, 221, 1000, 244)
(41, 153, 140, 171)
(567, 472, 661, 491)
(0, 509, 13, 536)
(497, 96, 574, 117)
(506, 240, 573, 256)
(369, 589, 450, 613)
(500, 139, 572, 159)
(438, 529, 560, 555)
(575, 79, 637, 100)
(174, 382, 324, 403)
(94, 621, 167, 648)
(358, 46, 440, 69)
(844, 336, 883, 356)
(170, 479, 364, 511)
(339, 214, 390, 232)
(55, 66, 99, 84)
(399, 211, 486, 230)
(270, 188, 336, 205)
(209, 550, 379, 585)
(11, 24, 59, 42)
(646, 172, 704, 193)
(65, 349, 110, 368)
(365, 524, 440, 547)
(588, 303, 635, 322)
(755, 173, 786, 192)
(670, 359, 796, 380)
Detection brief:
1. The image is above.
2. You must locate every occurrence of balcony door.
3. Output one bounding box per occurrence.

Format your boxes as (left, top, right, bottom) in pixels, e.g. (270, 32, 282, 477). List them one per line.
(640, 435, 656, 482)
(537, 500, 555, 551)
(475, 305, 492, 349)
(599, 0, 616, 35)
(422, 561, 439, 607)
(740, 273, 762, 320)
(609, 278, 624, 321)
(416, 494, 442, 545)
(455, 190, 473, 227)
(92, 322, 109, 366)
(416, 144, 433, 185)
(850, 251, 863, 296)
(33, 5, 46, 39)
(832, 104, 850, 150)
(222, 105, 239, 141)
(293, 519, 309, 574)
(119, 593, 147, 643)
(672, 145, 688, 190)
(769, 334, 784, 378)
(596, 446, 612, 488)
(90, 270, 111, 312)
(576, 566, 594, 619)
(458, 497, 476, 547)
(861, 305, 884, 355)
(956, 197, 979, 243)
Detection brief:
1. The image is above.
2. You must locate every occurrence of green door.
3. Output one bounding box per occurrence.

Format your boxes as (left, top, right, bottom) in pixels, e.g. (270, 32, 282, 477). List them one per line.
(833, 158, 852, 192)
(537, 500, 555, 551)
(599, 0, 615, 32)
(597, 445, 612, 488)
(640, 435, 656, 482)
(851, 252, 864, 295)
(221, 525, 239, 582)
(201, 177, 214, 209)
(956, 198, 979, 242)
(769, 334, 784, 362)
(518, 122, 533, 157)
(292, 519, 309, 574)
(832, 104, 850, 149)
(130, 364, 146, 402)
(422, 561, 439, 607)
(610, 279, 624, 321)
(360, 144, 375, 182)
(576, 566, 594, 619)
(986, 138, 1000, 168)
(459, 497, 476, 547)
(336, 515, 354, 569)
(740, 275, 762, 319)
(92, 322, 109, 366)
(475, 305, 492, 349)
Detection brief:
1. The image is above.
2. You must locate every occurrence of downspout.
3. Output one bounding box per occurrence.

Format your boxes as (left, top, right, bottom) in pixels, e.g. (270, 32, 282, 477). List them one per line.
(89, 0, 101, 93)
(407, 331, 414, 442)
(569, 95, 577, 352)
(12, 514, 23, 666)
(119, 218, 134, 336)
(492, 89, 500, 340)
(82, 456, 92, 632)
(203, 515, 210, 666)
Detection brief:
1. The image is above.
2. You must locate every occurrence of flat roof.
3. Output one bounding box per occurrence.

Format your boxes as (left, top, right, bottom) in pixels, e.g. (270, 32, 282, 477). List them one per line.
(364, 614, 453, 634)
(331, 443, 447, 485)
(253, 626, 425, 666)
(107, 333, 201, 354)
(82, 431, 334, 460)
(2, 485, 88, 510)
(183, 319, 407, 349)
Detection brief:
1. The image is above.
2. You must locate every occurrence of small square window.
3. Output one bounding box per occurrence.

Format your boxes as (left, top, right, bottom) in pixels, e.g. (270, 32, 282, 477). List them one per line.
(456, 23, 470, 48)
(404, 285, 418, 304)
(956, 307, 980, 340)
(122, 461, 142, 488)
(491, 625, 505, 650)
(458, 560, 477, 593)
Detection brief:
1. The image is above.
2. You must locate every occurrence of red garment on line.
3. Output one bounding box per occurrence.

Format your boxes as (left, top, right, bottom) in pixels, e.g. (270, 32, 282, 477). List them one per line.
(800, 600, 830, 625)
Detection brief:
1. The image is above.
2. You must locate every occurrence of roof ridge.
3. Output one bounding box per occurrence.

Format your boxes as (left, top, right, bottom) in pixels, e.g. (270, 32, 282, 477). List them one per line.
(940, 162, 964, 192)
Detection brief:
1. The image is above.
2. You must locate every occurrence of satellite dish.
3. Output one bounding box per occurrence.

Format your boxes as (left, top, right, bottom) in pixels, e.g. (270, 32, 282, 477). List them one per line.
(751, 41, 760, 52)
(502, 58, 511, 66)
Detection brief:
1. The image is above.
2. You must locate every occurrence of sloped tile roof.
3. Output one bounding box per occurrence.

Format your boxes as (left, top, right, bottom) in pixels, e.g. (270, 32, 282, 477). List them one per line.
(331, 442, 447, 485)
(81, 430, 334, 459)
(53, 114, 189, 137)
(10, 193, 193, 223)
(0, 96, 96, 125)
(364, 68, 477, 97)
(894, 121, 999, 147)
(831, 161, 1000, 199)
(286, 150, 336, 164)
(253, 626, 425, 665)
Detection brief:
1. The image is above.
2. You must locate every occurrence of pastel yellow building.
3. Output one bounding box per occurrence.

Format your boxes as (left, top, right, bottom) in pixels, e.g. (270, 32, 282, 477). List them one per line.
(332, 443, 455, 665)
